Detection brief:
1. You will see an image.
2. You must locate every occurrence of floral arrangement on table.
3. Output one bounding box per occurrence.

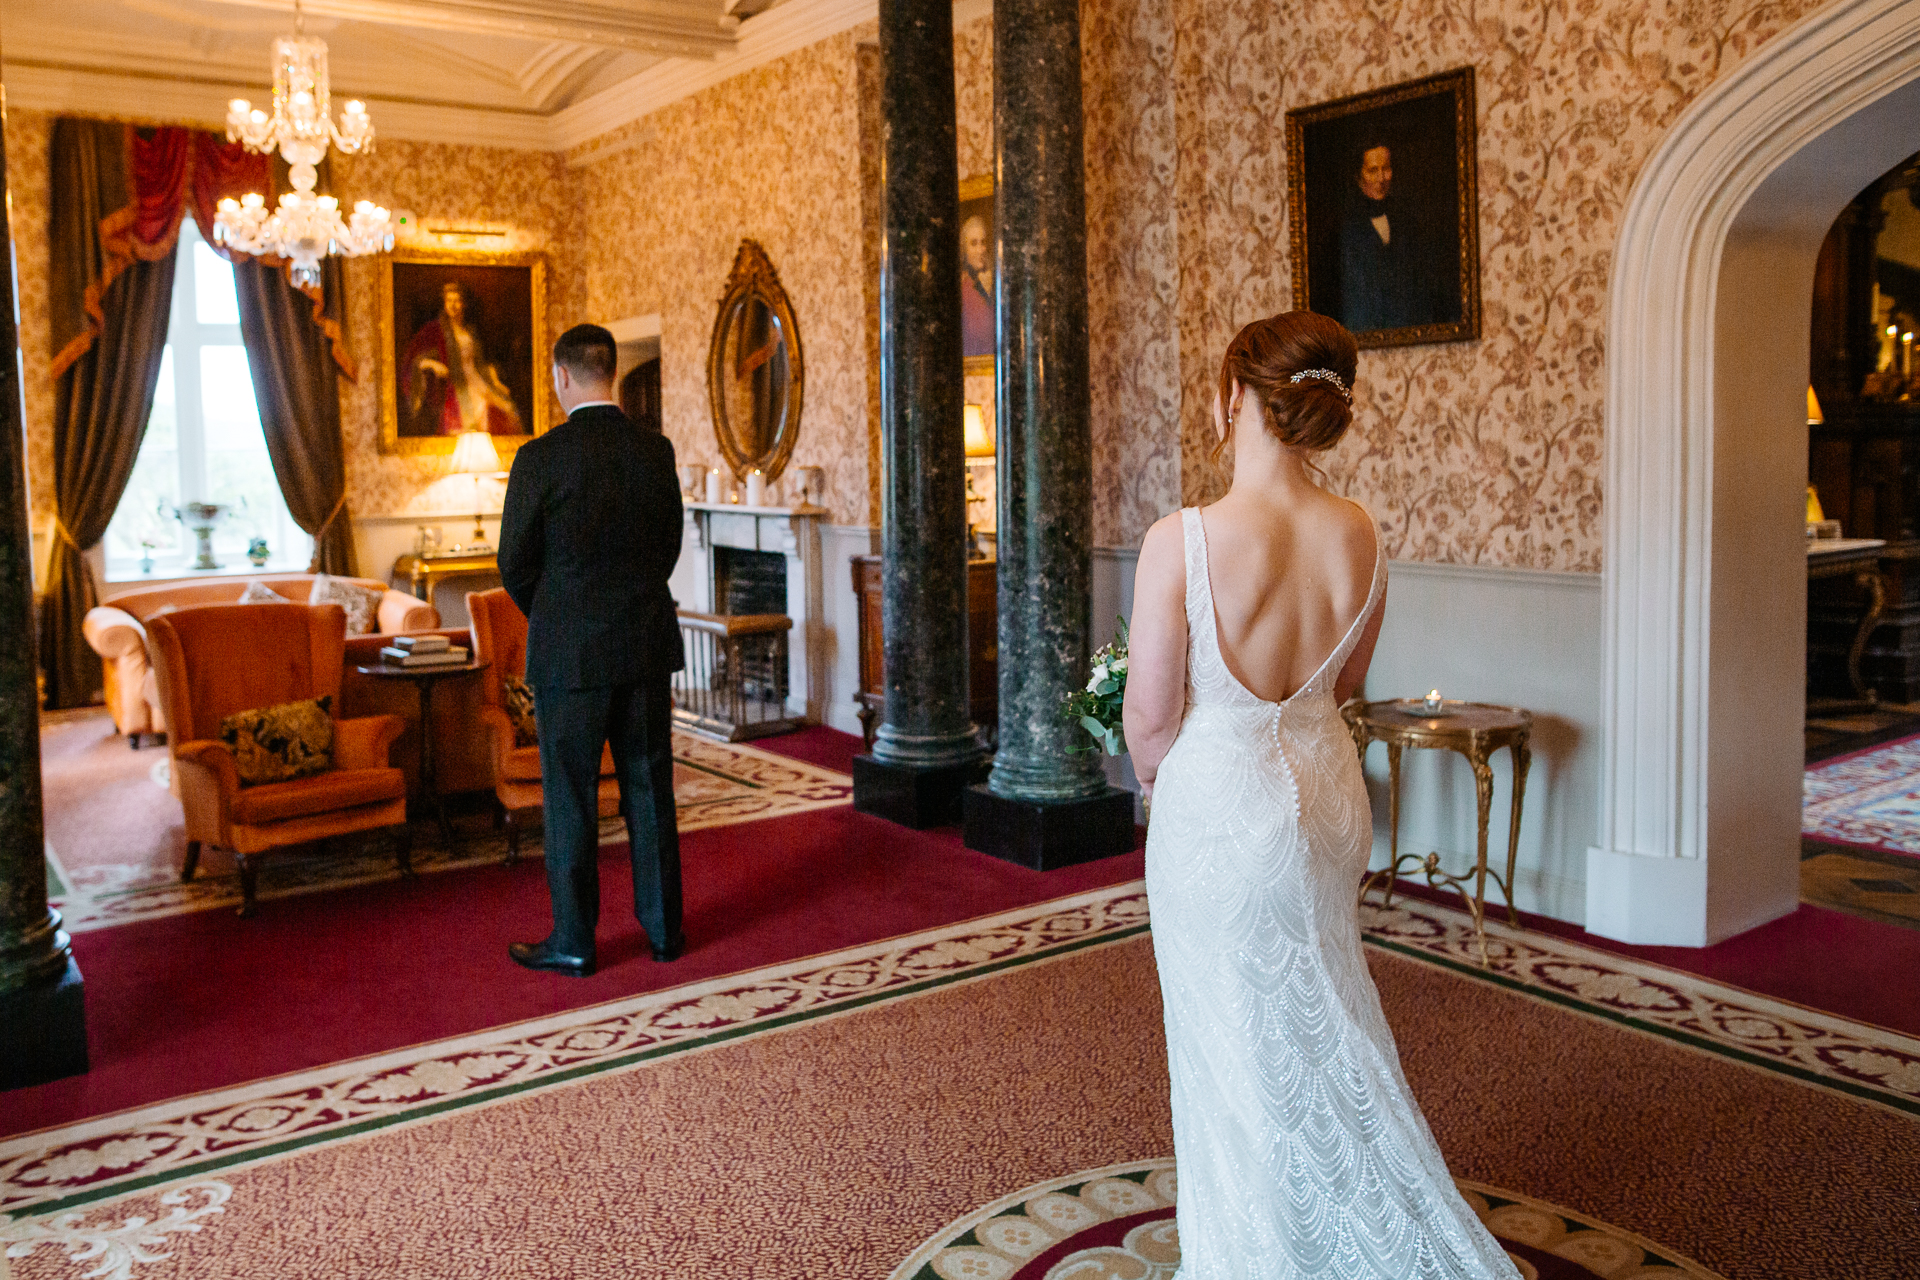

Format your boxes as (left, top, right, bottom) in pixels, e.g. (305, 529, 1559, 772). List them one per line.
(1062, 619, 1128, 756)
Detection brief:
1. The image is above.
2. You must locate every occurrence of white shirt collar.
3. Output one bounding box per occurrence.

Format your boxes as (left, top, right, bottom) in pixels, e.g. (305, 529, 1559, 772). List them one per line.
(568, 400, 620, 415)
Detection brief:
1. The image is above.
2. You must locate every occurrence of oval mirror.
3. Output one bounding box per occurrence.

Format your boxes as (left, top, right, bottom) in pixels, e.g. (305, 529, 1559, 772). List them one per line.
(706, 240, 804, 484)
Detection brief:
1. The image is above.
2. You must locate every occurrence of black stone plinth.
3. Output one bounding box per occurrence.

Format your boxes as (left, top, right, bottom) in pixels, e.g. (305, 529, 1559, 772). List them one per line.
(853, 755, 988, 829)
(0, 958, 88, 1090)
(963, 784, 1137, 870)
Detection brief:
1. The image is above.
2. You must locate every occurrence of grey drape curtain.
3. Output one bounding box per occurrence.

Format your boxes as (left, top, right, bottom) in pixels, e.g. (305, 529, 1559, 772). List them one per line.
(235, 257, 356, 576)
(39, 120, 177, 709)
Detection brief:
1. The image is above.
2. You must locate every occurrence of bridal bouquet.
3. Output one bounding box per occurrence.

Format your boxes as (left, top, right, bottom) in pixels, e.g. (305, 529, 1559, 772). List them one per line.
(1062, 619, 1128, 756)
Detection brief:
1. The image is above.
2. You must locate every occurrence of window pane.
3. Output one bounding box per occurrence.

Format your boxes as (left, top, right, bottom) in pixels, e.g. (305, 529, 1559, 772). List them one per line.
(192, 235, 240, 324)
(200, 347, 261, 451)
(104, 347, 182, 565)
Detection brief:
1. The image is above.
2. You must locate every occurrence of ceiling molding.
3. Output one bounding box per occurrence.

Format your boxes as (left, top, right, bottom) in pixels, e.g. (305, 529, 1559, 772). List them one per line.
(552, 0, 877, 157)
(0, 62, 557, 151)
(205, 0, 740, 59)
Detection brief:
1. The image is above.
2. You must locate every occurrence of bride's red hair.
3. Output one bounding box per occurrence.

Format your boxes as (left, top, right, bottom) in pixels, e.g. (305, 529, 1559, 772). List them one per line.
(1213, 311, 1358, 461)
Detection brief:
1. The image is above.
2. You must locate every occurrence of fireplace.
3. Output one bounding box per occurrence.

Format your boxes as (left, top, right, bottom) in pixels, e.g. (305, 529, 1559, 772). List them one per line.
(668, 501, 826, 737)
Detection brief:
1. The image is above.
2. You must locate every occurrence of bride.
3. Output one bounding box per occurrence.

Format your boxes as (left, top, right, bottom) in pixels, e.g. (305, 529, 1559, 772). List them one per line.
(1122, 311, 1520, 1279)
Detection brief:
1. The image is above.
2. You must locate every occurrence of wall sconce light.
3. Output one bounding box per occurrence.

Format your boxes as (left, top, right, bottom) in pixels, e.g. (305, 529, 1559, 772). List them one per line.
(1807, 385, 1824, 426)
(963, 403, 995, 558)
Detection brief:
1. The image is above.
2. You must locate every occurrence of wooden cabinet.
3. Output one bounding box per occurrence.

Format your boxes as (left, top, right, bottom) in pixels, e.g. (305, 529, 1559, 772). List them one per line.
(851, 556, 997, 747)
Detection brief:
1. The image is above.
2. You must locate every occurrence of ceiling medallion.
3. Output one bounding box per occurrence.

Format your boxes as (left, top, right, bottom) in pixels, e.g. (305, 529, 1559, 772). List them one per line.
(213, 0, 393, 288)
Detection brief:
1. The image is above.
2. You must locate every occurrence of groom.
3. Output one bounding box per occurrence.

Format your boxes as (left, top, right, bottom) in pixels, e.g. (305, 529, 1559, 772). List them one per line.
(499, 323, 686, 976)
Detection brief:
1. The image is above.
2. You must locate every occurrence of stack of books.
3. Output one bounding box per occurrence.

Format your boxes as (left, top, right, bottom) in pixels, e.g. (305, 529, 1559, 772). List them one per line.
(380, 635, 469, 667)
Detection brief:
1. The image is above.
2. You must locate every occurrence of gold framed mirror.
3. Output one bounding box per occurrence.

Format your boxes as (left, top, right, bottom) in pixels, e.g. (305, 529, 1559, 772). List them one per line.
(706, 240, 805, 483)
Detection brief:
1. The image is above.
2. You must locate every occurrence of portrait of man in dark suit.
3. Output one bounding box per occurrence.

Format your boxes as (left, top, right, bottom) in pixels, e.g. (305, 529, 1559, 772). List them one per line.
(498, 323, 686, 976)
(1288, 69, 1481, 349)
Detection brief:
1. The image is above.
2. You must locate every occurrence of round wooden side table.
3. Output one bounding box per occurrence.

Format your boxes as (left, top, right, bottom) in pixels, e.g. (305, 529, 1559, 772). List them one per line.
(355, 659, 489, 850)
(1342, 697, 1533, 965)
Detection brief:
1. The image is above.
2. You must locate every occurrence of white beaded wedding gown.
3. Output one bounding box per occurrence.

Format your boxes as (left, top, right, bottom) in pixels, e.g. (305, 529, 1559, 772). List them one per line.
(1145, 506, 1519, 1280)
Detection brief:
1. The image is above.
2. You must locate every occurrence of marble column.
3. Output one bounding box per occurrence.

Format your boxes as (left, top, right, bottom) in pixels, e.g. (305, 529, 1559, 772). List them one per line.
(963, 0, 1134, 865)
(851, 0, 984, 827)
(0, 88, 89, 1088)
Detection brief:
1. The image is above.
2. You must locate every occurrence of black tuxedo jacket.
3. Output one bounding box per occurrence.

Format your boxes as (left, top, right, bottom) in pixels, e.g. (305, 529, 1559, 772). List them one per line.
(499, 404, 685, 689)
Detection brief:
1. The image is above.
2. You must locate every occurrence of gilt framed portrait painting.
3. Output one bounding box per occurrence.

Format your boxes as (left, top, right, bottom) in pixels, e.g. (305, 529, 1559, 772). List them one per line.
(1286, 68, 1482, 349)
(377, 250, 550, 456)
(958, 173, 996, 376)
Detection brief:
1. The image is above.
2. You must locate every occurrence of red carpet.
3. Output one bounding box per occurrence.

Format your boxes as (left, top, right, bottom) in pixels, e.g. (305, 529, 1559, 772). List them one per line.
(5, 726, 1142, 1138)
(1387, 878, 1920, 1038)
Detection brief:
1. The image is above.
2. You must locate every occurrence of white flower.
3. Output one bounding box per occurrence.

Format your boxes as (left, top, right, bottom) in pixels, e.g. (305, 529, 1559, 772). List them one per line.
(1088, 664, 1108, 691)
(1111, 656, 1128, 673)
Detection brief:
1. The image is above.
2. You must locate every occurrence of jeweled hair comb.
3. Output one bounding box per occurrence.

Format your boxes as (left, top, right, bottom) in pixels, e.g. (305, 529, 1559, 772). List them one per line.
(1288, 368, 1351, 403)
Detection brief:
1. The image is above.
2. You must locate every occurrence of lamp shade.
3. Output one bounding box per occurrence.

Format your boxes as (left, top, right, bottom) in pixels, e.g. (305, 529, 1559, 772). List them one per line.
(963, 403, 994, 458)
(450, 429, 501, 475)
(1806, 385, 1825, 426)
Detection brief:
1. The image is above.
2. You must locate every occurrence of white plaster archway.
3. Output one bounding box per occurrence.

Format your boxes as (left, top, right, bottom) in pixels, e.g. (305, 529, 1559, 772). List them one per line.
(1588, 0, 1920, 945)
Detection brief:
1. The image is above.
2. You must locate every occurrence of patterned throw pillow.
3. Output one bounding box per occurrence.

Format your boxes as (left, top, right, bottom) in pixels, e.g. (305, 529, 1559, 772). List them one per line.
(218, 695, 334, 786)
(309, 574, 383, 635)
(502, 674, 539, 747)
(237, 580, 289, 604)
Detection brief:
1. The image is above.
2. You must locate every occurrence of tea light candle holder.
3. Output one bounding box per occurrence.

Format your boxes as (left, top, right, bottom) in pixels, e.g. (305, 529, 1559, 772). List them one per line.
(1423, 689, 1444, 714)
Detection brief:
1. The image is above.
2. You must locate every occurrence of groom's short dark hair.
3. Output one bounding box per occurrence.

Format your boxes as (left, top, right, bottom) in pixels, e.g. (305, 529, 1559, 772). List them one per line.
(554, 324, 617, 382)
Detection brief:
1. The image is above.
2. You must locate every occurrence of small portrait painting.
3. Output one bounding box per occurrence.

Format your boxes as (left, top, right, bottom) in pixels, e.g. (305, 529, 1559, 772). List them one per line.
(959, 174, 995, 374)
(377, 251, 549, 455)
(1286, 69, 1482, 348)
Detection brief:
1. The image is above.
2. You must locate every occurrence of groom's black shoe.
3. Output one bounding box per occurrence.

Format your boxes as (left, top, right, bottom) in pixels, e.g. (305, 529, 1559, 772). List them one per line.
(650, 934, 685, 963)
(509, 938, 596, 977)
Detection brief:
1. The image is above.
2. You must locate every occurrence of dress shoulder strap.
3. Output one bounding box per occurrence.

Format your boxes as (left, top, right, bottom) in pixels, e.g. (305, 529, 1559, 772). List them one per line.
(1180, 507, 1211, 633)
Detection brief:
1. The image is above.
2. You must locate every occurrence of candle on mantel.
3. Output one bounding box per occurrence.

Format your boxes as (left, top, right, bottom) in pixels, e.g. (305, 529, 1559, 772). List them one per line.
(745, 469, 766, 507)
(1424, 689, 1443, 714)
(704, 468, 722, 504)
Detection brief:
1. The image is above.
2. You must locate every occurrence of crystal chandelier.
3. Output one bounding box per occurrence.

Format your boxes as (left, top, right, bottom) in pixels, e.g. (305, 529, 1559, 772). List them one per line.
(214, 2, 392, 288)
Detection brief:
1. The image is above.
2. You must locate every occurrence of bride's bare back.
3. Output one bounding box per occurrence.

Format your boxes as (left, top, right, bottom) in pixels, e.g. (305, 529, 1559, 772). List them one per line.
(1200, 488, 1378, 704)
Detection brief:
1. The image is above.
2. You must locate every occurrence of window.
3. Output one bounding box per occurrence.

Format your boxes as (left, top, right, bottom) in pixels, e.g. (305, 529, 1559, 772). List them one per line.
(104, 222, 309, 579)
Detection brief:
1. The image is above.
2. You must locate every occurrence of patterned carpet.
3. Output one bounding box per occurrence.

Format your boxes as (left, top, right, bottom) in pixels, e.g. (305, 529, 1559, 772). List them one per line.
(4, 886, 1916, 1279)
(39, 711, 851, 931)
(1801, 731, 1920, 926)
(892, 1160, 1725, 1280)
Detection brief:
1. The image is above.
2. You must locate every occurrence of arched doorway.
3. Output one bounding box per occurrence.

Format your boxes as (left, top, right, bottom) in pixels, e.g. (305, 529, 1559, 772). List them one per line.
(1589, 0, 1920, 945)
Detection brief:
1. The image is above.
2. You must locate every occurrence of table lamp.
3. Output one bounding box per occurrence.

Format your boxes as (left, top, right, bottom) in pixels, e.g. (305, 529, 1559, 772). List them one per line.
(450, 429, 502, 551)
(963, 404, 995, 557)
(1807, 385, 1824, 426)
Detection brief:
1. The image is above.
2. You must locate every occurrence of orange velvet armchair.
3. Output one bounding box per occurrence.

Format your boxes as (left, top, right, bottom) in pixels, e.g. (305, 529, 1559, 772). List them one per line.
(466, 588, 618, 863)
(146, 602, 411, 917)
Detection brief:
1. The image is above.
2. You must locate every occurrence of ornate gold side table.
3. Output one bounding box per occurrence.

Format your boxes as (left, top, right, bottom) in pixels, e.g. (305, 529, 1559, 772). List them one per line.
(392, 549, 500, 607)
(1342, 698, 1533, 965)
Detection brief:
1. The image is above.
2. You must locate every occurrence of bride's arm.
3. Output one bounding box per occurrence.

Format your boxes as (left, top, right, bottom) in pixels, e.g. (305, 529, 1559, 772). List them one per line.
(1333, 597, 1385, 706)
(1123, 514, 1188, 797)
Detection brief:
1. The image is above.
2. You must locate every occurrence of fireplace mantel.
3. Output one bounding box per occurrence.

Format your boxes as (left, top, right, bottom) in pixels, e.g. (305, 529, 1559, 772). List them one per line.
(671, 501, 828, 723)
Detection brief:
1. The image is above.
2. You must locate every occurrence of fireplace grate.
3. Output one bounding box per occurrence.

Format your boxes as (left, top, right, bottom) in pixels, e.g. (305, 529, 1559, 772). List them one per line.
(671, 610, 807, 741)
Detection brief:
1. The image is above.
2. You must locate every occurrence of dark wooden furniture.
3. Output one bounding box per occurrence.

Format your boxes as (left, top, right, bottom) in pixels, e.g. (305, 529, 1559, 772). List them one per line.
(852, 556, 997, 748)
(354, 659, 489, 848)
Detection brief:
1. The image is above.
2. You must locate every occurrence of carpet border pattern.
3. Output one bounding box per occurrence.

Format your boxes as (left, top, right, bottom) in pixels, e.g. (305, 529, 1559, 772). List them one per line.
(8, 883, 1919, 1223)
(49, 735, 852, 933)
(1362, 898, 1920, 1120)
(0, 887, 1150, 1218)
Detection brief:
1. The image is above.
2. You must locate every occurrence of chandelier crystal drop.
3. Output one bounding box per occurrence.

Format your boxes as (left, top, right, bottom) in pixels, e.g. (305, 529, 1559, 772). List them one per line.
(213, 2, 392, 288)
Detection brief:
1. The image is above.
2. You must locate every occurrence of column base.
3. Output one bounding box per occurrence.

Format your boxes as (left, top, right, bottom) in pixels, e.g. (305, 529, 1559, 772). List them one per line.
(853, 754, 989, 829)
(962, 784, 1137, 870)
(0, 957, 88, 1090)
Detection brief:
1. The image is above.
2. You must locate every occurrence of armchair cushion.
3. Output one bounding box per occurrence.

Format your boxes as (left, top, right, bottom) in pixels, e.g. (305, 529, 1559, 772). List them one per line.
(228, 766, 406, 826)
(310, 574, 384, 635)
(502, 674, 539, 746)
(218, 695, 335, 785)
(238, 580, 291, 604)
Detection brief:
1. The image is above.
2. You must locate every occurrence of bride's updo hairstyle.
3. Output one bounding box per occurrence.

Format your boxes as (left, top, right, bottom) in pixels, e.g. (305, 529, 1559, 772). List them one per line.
(1213, 310, 1358, 461)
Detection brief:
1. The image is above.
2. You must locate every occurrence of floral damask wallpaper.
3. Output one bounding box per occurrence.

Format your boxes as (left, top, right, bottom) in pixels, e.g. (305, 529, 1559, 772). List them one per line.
(566, 34, 870, 527)
(5, 109, 55, 531)
(1170, 0, 1835, 569)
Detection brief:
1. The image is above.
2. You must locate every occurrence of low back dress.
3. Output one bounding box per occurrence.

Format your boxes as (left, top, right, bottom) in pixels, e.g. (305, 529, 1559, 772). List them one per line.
(1144, 505, 1520, 1280)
